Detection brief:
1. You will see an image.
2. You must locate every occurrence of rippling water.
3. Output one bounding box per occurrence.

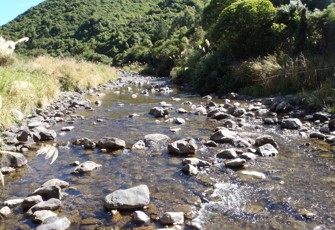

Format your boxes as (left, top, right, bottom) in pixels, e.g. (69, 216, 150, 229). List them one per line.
(1, 79, 334, 229)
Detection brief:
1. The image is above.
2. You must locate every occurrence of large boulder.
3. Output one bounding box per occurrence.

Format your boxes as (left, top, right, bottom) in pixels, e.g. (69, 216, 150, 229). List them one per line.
(281, 118, 303, 129)
(168, 138, 197, 155)
(104, 185, 150, 210)
(97, 137, 126, 150)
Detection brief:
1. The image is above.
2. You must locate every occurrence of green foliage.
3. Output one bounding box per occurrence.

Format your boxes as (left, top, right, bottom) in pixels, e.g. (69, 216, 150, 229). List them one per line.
(202, 0, 238, 28)
(209, 0, 277, 58)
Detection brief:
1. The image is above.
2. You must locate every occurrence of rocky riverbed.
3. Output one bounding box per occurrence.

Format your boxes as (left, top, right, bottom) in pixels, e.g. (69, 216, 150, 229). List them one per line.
(0, 70, 334, 229)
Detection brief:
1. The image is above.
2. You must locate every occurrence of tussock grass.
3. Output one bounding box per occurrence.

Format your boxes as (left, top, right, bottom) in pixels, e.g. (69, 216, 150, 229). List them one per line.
(0, 55, 117, 130)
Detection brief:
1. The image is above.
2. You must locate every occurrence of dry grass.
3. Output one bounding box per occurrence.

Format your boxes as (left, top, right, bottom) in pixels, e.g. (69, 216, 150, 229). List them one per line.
(0, 55, 117, 130)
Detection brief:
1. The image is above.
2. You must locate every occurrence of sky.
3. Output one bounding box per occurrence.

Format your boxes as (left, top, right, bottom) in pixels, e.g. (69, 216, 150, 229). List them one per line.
(0, 0, 45, 26)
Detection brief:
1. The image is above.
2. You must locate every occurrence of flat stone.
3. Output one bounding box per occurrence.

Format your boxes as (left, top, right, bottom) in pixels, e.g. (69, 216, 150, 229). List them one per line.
(61, 126, 75, 131)
(36, 216, 71, 230)
(225, 158, 246, 168)
(97, 137, 126, 150)
(240, 170, 266, 179)
(174, 117, 186, 125)
(32, 210, 58, 224)
(1, 166, 16, 174)
(104, 184, 150, 210)
(210, 129, 235, 144)
(256, 144, 278, 157)
(309, 132, 326, 140)
(240, 152, 257, 161)
(182, 158, 211, 168)
(4, 198, 24, 208)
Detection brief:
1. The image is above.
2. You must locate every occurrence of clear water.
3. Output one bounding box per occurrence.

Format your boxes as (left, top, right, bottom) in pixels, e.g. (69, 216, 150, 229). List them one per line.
(1, 80, 334, 229)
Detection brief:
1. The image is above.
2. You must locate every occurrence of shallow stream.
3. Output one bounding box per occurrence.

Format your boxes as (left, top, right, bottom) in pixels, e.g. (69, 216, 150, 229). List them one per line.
(1, 76, 334, 229)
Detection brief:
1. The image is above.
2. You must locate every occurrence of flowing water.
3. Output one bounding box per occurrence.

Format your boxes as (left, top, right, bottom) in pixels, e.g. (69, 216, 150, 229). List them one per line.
(1, 76, 334, 229)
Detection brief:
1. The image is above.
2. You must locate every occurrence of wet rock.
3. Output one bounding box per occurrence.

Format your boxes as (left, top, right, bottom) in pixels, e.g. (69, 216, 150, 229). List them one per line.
(222, 120, 237, 129)
(319, 125, 330, 133)
(0, 206, 11, 216)
(182, 158, 211, 168)
(181, 164, 198, 175)
(149, 107, 169, 118)
(1, 166, 15, 174)
(232, 138, 252, 148)
(129, 113, 140, 118)
(36, 216, 71, 230)
(326, 136, 335, 144)
(240, 170, 266, 179)
(81, 138, 96, 149)
(177, 108, 188, 114)
(39, 129, 57, 141)
(271, 101, 293, 112)
(22, 195, 43, 209)
(160, 212, 184, 225)
(97, 137, 126, 150)
(4, 198, 24, 208)
(225, 158, 246, 168)
(263, 117, 278, 125)
(211, 112, 231, 120)
(132, 140, 146, 150)
(144, 133, 170, 148)
(42, 179, 69, 189)
(27, 198, 62, 216)
(309, 132, 326, 140)
(168, 138, 197, 155)
(32, 186, 62, 200)
(17, 130, 30, 142)
(72, 161, 102, 174)
(61, 126, 75, 131)
(256, 144, 278, 157)
(255, 109, 269, 116)
(210, 129, 235, 144)
(133, 210, 150, 224)
(174, 118, 186, 125)
(281, 118, 302, 129)
(104, 184, 150, 210)
(95, 100, 102, 105)
(313, 112, 331, 122)
(255, 135, 279, 149)
(216, 148, 237, 159)
(192, 106, 207, 115)
(0, 151, 28, 167)
(329, 119, 335, 131)
(203, 140, 218, 147)
(32, 210, 58, 224)
(240, 152, 257, 161)
(233, 108, 246, 117)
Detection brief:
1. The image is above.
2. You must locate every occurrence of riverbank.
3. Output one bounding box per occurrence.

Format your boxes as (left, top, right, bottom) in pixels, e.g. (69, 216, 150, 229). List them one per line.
(0, 55, 117, 130)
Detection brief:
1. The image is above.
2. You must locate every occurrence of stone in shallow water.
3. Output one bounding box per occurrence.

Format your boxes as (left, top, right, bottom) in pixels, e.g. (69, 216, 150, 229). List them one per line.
(0, 206, 11, 216)
(22, 195, 43, 209)
(225, 158, 246, 168)
(281, 118, 302, 129)
(240, 170, 266, 179)
(160, 212, 184, 225)
(133, 210, 150, 224)
(0, 151, 28, 168)
(27, 198, 62, 216)
(168, 138, 197, 155)
(97, 137, 126, 150)
(72, 161, 102, 174)
(181, 164, 198, 175)
(32, 210, 58, 224)
(36, 216, 71, 230)
(32, 185, 62, 200)
(256, 144, 278, 157)
(255, 135, 279, 149)
(104, 184, 150, 210)
(144, 133, 170, 148)
(4, 198, 24, 208)
(216, 148, 237, 159)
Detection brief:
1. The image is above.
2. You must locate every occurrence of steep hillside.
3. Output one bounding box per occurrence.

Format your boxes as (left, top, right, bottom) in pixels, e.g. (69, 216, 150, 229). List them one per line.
(0, 0, 206, 69)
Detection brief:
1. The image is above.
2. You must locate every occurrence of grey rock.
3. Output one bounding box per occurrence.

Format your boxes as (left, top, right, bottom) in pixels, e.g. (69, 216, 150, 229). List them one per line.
(174, 117, 186, 125)
(160, 212, 184, 225)
(255, 135, 279, 149)
(4, 198, 24, 208)
(309, 132, 326, 140)
(36, 216, 71, 230)
(193, 106, 207, 115)
(211, 112, 231, 120)
(72, 161, 102, 174)
(256, 144, 278, 157)
(319, 125, 330, 133)
(97, 137, 126, 150)
(203, 140, 218, 147)
(149, 107, 169, 118)
(240, 170, 266, 179)
(210, 129, 235, 144)
(225, 158, 246, 168)
(181, 164, 198, 175)
(0, 151, 28, 167)
(27, 198, 62, 216)
(0, 206, 11, 216)
(32, 210, 57, 224)
(217, 148, 237, 159)
(177, 108, 188, 114)
(32, 186, 62, 200)
(39, 129, 57, 141)
(182, 158, 211, 168)
(233, 108, 246, 117)
(255, 109, 269, 116)
(17, 130, 30, 142)
(263, 117, 278, 125)
(240, 152, 257, 161)
(144, 134, 170, 148)
(232, 138, 252, 148)
(133, 210, 150, 224)
(104, 184, 150, 210)
(60, 126, 74, 131)
(222, 120, 237, 129)
(1, 166, 15, 174)
(132, 140, 146, 150)
(202, 95, 212, 100)
(168, 138, 197, 155)
(82, 138, 96, 149)
(313, 112, 331, 122)
(326, 136, 335, 143)
(42, 179, 69, 189)
(281, 118, 303, 129)
(22, 195, 43, 209)
(271, 101, 293, 112)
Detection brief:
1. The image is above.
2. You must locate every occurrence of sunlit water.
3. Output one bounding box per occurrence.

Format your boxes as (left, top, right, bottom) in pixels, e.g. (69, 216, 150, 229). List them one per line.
(1, 78, 334, 229)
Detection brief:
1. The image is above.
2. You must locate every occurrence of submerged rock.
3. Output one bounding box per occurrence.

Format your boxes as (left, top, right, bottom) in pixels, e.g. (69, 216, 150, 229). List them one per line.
(104, 184, 150, 210)
(72, 161, 102, 174)
(240, 170, 266, 179)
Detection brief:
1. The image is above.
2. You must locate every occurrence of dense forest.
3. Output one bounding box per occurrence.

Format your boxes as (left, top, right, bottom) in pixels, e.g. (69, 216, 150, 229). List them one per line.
(0, 0, 335, 108)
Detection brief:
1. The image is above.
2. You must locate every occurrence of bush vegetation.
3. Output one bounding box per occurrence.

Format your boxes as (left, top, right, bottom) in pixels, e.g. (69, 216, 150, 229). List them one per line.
(0, 55, 116, 130)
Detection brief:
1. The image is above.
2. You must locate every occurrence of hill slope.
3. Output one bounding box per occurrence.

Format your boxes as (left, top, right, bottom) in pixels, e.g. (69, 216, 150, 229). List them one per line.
(0, 0, 206, 69)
